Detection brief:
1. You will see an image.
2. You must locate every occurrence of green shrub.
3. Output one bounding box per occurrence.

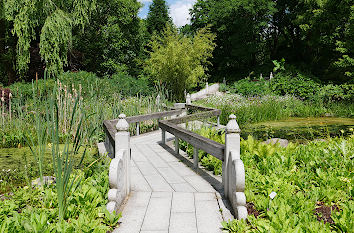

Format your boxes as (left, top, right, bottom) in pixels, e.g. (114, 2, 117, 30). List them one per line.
(145, 26, 216, 100)
(270, 72, 320, 100)
(110, 73, 152, 97)
(59, 71, 153, 98)
(318, 83, 354, 103)
(228, 78, 270, 96)
(8, 79, 56, 100)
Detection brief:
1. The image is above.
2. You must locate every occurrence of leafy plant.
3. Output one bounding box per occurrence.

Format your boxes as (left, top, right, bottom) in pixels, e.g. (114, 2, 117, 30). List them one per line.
(178, 125, 353, 232)
(145, 25, 216, 100)
(270, 71, 320, 100)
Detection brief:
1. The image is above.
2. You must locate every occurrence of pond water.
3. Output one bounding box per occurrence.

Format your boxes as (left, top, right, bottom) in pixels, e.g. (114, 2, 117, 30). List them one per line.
(242, 117, 354, 142)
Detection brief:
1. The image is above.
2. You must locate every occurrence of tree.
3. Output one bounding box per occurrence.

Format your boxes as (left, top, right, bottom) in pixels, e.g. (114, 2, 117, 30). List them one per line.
(190, 0, 353, 83)
(0, 1, 16, 85)
(144, 25, 216, 100)
(74, 0, 144, 76)
(146, 0, 172, 36)
(334, 5, 354, 80)
(269, 0, 353, 83)
(3, 0, 96, 78)
(190, 0, 276, 81)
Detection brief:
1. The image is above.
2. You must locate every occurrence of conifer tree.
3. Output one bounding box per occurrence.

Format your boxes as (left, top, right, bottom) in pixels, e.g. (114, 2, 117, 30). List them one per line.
(146, 0, 172, 35)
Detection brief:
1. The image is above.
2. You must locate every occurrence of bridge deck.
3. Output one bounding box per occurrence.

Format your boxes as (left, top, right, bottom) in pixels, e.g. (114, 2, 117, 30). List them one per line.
(113, 130, 233, 233)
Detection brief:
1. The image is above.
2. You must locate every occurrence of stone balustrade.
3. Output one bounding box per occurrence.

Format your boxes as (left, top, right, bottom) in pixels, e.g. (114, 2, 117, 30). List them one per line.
(107, 114, 131, 213)
(224, 114, 247, 219)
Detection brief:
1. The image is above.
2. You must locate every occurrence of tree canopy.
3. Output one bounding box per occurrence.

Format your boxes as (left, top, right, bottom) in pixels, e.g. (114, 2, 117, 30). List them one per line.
(0, 0, 352, 86)
(190, 0, 354, 83)
(2, 0, 96, 78)
(146, 0, 172, 36)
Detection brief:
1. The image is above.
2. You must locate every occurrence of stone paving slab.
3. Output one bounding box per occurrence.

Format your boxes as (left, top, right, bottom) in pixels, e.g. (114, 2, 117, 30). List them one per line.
(114, 131, 231, 233)
(169, 212, 198, 233)
(141, 195, 172, 231)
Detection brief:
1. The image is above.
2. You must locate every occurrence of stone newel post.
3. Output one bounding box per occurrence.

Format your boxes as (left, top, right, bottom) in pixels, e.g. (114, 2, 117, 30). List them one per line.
(186, 93, 191, 105)
(107, 114, 131, 213)
(223, 114, 247, 220)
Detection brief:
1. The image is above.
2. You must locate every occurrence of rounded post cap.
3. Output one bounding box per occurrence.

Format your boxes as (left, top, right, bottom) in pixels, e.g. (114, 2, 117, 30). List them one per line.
(116, 113, 129, 131)
(226, 114, 240, 133)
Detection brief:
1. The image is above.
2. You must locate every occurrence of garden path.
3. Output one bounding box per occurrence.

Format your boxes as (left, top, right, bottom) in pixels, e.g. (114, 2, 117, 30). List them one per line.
(113, 130, 233, 233)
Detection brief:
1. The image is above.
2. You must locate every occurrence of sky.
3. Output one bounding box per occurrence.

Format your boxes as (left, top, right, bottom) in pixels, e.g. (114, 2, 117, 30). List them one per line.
(138, 0, 197, 27)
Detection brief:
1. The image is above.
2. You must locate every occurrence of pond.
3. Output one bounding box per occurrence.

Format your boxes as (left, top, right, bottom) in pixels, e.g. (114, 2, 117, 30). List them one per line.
(242, 117, 354, 142)
(0, 145, 97, 193)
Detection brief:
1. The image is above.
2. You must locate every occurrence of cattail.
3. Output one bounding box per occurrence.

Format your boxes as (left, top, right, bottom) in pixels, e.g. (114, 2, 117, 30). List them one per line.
(9, 92, 12, 121)
(1, 90, 4, 125)
(79, 84, 82, 96)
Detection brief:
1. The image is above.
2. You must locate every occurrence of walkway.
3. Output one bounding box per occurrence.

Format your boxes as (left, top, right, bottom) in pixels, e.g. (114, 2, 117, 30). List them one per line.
(113, 130, 233, 233)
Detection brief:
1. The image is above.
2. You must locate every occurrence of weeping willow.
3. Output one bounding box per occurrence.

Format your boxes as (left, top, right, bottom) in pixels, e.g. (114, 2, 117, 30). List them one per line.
(3, 0, 96, 77)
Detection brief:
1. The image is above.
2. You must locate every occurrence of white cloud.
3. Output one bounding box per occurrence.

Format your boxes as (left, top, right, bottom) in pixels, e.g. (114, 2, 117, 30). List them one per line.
(138, 0, 152, 3)
(170, 0, 196, 27)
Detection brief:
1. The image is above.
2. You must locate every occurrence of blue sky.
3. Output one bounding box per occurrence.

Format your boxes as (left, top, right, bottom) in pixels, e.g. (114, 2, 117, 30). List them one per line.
(138, 0, 196, 27)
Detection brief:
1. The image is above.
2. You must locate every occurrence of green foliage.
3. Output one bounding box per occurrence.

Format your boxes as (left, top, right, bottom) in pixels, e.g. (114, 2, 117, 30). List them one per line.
(3, 0, 96, 77)
(181, 126, 353, 232)
(272, 59, 285, 73)
(1, 72, 167, 149)
(59, 71, 153, 98)
(190, 0, 277, 80)
(318, 84, 354, 103)
(145, 26, 216, 100)
(8, 79, 56, 100)
(270, 72, 321, 100)
(39, 10, 72, 78)
(222, 134, 354, 232)
(146, 0, 171, 35)
(0, 156, 120, 231)
(227, 78, 270, 96)
(190, 0, 354, 83)
(76, 0, 144, 76)
(197, 94, 354, 128)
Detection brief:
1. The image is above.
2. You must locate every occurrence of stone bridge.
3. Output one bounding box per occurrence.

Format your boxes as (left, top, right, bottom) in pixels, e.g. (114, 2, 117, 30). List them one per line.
(99, 97, 247, 233)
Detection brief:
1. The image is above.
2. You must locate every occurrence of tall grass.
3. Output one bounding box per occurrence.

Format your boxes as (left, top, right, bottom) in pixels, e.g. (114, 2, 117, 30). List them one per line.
(196, 94, 353, 127)
(25, 80, 50, 184)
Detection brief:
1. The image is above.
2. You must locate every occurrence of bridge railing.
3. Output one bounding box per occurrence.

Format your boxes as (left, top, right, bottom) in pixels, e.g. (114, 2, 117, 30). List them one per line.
(159, 97, 247, 220)
(103, 108, 185, 157)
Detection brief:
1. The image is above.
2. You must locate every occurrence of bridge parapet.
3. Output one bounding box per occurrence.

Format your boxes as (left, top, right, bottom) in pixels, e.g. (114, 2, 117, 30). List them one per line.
(107, 114, 131, 213)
